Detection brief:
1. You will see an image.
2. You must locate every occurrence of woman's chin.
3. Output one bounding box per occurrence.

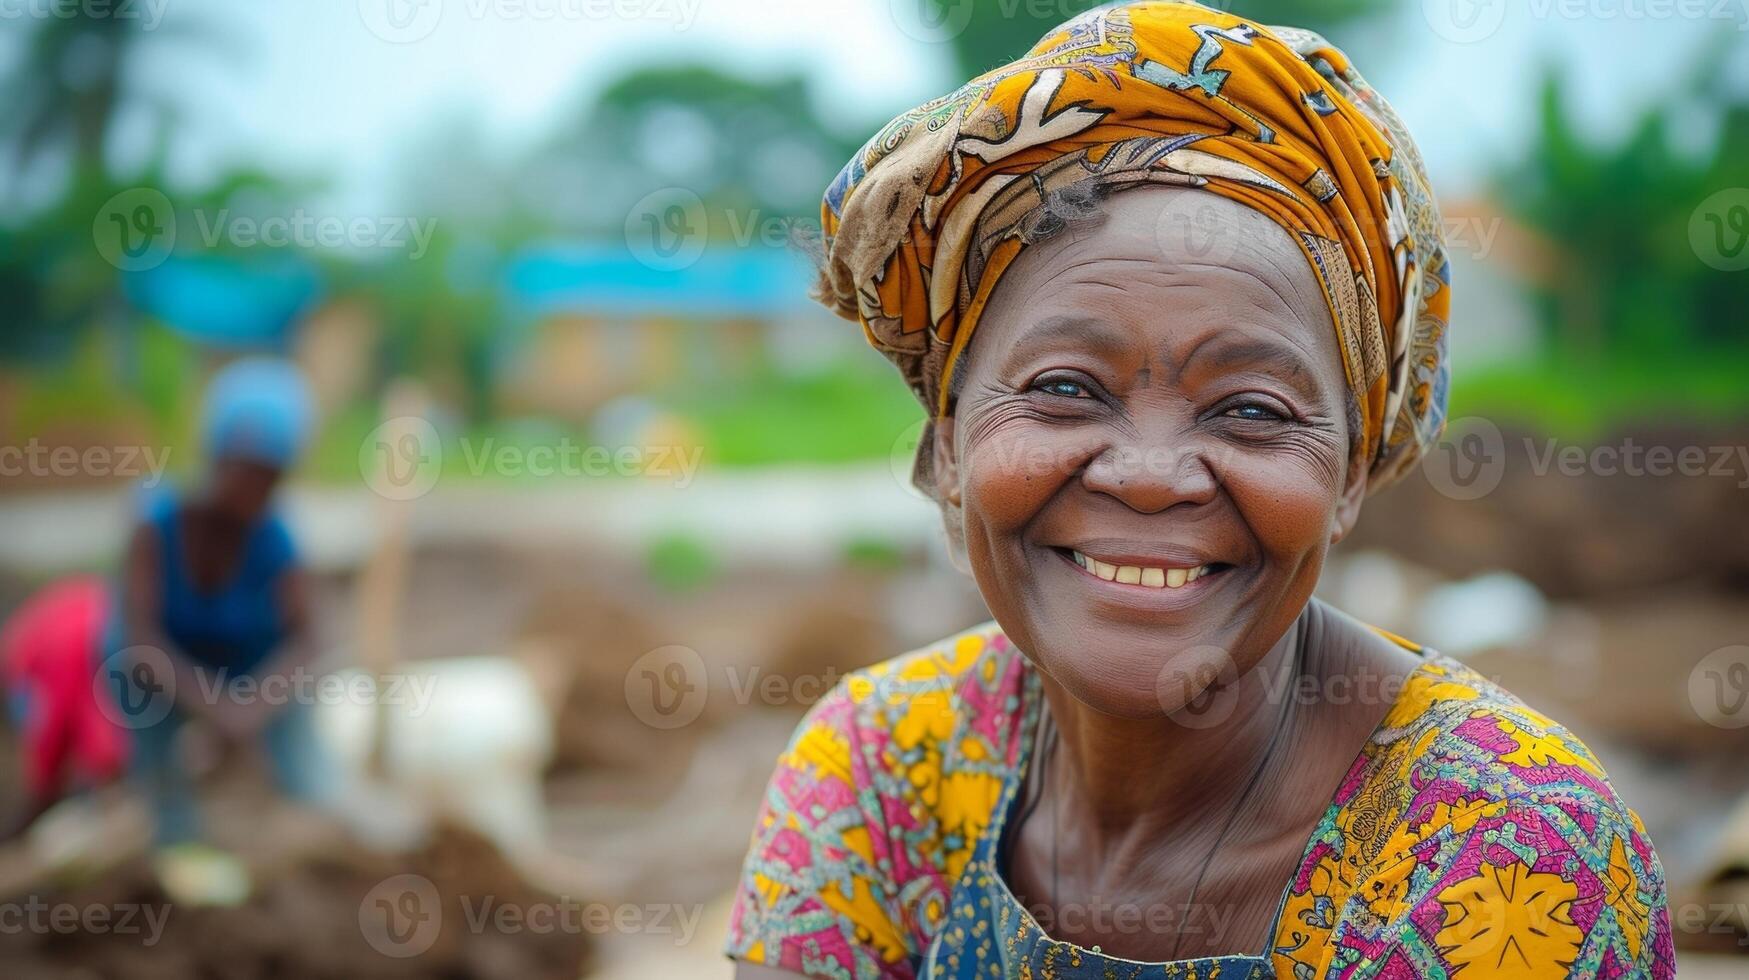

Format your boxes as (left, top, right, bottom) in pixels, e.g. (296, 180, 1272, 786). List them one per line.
(1026, 638, 1248, 722)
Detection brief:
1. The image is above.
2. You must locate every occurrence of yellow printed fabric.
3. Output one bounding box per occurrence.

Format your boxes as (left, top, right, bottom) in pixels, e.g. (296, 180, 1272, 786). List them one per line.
(817, 1, 1450, 492)
(723, 623, 1675, 978)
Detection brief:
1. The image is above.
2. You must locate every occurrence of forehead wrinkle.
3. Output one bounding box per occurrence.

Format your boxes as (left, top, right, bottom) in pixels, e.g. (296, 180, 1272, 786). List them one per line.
(1183, 335, 1321, 391)
(1019, 246, 1325, 332)
(993, 313, 1137, 376)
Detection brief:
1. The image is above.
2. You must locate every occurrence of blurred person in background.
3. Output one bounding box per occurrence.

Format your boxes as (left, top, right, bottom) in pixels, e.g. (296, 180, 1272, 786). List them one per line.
(107, 357, 332, 892)
(0, 577, 128, 839)
(728, 3, 1674, 978)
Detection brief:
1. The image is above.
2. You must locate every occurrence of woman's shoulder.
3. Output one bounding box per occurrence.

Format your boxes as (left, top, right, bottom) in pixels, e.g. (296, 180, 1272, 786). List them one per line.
(1315, 605, 1636, 817)
(1377, 654, 1629, 809)
(726, 623, 1034, 975)
(792, 620, 1034, 784)
(1319, 653, 1675, 976)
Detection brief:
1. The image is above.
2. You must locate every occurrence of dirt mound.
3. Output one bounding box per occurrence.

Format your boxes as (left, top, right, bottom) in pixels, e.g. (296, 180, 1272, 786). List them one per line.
(1349, 423, 1749, 599)
(0, 824, 592, 980)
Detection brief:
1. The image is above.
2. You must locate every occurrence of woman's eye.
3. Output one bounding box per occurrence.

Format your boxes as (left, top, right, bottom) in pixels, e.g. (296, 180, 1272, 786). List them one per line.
(1034, 379, 1089, 399)
(1225, 402, 1287, 422)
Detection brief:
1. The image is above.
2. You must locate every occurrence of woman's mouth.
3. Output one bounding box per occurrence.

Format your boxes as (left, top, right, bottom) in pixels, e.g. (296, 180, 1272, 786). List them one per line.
(1057, 548, 1231, 590)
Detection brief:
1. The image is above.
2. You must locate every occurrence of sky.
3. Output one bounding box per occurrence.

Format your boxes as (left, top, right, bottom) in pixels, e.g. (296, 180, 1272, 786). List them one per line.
(7, 0, 1745, 214)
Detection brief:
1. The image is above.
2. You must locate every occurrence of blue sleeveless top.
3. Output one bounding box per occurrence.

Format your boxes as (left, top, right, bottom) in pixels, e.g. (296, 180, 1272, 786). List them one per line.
(145, 490, 297, 675)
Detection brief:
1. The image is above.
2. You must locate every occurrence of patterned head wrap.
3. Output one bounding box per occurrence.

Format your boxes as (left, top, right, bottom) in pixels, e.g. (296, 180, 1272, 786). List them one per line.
(818, 0, 1450, 493)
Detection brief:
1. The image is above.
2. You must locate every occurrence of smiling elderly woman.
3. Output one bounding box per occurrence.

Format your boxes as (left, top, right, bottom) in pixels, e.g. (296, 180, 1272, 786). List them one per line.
(725, 4, 1674, 978)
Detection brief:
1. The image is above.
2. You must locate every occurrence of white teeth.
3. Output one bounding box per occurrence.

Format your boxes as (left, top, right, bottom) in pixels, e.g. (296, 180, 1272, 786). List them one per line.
(1070, 552, 1210, 589)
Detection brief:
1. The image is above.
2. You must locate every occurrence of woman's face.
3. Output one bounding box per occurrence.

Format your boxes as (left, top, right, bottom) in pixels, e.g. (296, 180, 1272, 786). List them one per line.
(209, 456, 284, 524)
(935, 185, 1366, 719)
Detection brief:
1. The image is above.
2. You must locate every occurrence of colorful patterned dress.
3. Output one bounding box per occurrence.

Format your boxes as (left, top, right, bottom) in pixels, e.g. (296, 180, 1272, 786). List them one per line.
(725, 623, 1675, 978)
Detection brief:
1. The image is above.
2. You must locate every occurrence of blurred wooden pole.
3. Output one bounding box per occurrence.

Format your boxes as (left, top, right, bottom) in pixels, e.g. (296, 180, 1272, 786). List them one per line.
(353, 380, 428, 780)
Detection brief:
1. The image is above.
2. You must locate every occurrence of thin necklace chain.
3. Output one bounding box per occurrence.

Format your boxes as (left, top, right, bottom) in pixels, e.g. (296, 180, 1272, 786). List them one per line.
(1025, 638, 1307, 962)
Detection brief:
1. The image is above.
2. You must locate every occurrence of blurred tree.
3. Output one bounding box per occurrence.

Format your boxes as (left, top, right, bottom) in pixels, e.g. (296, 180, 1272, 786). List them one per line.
(2, 6, 231, 205)
(942, 0, 1392, 78)
(4, 12, 133, 185)
(0, 5, 242, 367)
(526, 64, 867, 235)
(1497, 42, 1749, 365)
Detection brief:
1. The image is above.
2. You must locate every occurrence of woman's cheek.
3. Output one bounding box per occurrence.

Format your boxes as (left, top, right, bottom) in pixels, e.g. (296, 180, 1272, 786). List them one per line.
(961, 423, 1089, 529)
(1221, 448, 1342, 560)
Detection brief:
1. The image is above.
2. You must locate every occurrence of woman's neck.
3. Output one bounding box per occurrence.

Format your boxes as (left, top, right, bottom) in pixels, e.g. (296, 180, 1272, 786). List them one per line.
(1031, 606, 1317, 863)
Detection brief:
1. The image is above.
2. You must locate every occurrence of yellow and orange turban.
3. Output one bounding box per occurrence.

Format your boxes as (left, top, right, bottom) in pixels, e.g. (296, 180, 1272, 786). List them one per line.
(818, 0, 1450, 492)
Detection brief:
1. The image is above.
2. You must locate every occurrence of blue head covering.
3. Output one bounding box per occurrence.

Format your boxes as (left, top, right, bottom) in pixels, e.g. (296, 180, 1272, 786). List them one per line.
(200, 358, 314, 470)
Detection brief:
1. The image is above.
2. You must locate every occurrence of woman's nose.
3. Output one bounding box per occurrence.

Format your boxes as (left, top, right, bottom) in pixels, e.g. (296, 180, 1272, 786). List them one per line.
(1079, 435, 1219, 514)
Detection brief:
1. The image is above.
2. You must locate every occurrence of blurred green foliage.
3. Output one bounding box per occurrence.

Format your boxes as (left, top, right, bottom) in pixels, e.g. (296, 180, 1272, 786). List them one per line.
(645, 531, 719, 593)
(842, 536, 910, 572)
(664, 360, 923, 467)
(1457, 42, 1749, 434)
(944, 0, 1390, 77)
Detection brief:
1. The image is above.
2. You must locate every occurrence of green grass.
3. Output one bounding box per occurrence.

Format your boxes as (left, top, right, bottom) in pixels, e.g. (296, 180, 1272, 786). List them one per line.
(1450, 350, 1749, 439)
(645, 531, 718, 592)
(664, 359, 923, 467)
